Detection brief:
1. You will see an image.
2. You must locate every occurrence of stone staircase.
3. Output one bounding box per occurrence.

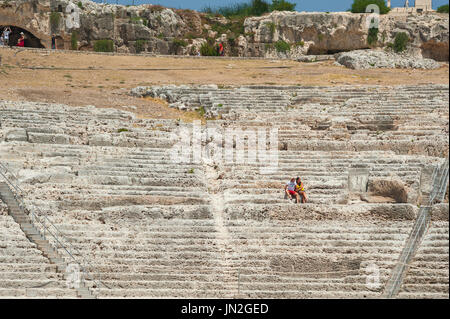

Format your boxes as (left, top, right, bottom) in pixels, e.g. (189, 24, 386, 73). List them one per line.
(384, 158, 449, 298)
(397, 221, 449, 299)
(0, 182, 95, 299)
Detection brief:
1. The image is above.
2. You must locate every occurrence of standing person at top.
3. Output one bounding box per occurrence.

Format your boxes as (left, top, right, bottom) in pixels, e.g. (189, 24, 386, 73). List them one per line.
(285, 178, 300, 203)
(295, 177, 308, 204)
(2, 27, 11, 46)
(51, 34, 57, 50)
(17, 32, 25, 47)
(218, 43, 224, 56)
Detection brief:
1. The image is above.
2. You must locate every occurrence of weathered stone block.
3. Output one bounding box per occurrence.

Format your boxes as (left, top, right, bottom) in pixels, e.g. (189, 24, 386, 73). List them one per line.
(4, 128, 27, 142)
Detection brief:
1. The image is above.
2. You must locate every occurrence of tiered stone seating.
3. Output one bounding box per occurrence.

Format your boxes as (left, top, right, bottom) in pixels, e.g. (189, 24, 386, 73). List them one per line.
(221, 151, 433, 205)
(225, 218, 414, 298)
(0, 82, 448, 298)
(48, 218, 237, 298)
(0, 200, 76, 298)
(138, 84, 449, 156)
(0, 101, 220, 298)
(397, 221, 449, 299)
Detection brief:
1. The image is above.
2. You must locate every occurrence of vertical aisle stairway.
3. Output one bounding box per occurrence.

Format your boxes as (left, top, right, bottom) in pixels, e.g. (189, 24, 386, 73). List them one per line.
(0, 181, 95, 299)
(383, 158, 449, 298)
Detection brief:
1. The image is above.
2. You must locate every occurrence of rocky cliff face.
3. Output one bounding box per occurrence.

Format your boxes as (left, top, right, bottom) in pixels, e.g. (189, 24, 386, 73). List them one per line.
(244, 11, 449, 59)
(1, 0, 448, 60)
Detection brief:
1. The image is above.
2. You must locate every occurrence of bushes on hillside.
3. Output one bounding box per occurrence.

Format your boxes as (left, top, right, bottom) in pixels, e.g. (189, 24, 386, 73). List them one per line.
(392, 32, 409, 53)
(200, 42, 219, 56)
(351, 0, 390, 14)
(94, 39, 114, 52)
(437, 4, 449, 13)
(71, 31, 78, 50)
(172, 39, 188, 54)
(274, 40, 290, 53)
(50, 12, 61, 31)
(270, 0, 296, 12)
(367, 27, 378, 46)
(135, 39, 147, 54)
(202, 0, 296, 18)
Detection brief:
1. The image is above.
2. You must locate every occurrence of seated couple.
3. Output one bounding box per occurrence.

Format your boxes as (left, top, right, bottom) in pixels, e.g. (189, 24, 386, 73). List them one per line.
(284, 177, 308, 204)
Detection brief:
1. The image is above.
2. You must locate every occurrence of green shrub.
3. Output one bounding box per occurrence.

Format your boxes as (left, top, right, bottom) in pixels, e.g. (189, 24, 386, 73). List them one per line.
(117, 128, 129, 133)
(350, 0, 390, 14)
(266, 22, 276, 36)
(71, 31, 78, 50)
(246, 0, 269, 16)
(130, 16, 148, 27)
(202, 0, 294, 18)
(265, 43, 274, 51)
(274, 40, 290, 53)
(50, 12, 61, 30)
(270, 0, 296, 11)
(135, 39, 147, 53)
(77, 1, 83, 9)
(200, 42, 219, 56)
(197, 106, 206, 116)
(172, 39, 188, 53)
(367, 27, 378, 46)
(437, 4, 449, 13)
(393, 32, 409, 53)
(210, 18, 245, 37)
(173, 38, 188, 48)
(93, 39, 114, 52)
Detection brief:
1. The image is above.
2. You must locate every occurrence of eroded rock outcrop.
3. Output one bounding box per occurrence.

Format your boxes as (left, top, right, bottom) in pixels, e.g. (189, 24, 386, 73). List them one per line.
(0, 0, 448, 61)
(245, 11, 449, 59)
(335, 49, 441, 69)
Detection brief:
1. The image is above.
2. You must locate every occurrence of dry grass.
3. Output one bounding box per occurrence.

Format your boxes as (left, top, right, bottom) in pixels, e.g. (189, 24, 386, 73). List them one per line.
(0, 47, 448, 121)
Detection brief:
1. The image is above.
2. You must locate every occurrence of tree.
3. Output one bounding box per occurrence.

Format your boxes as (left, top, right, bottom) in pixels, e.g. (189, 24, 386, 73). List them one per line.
(270, 0, 296, 11)
(393, 32, 409, 53)
(437, 4, 449, 13)
(351, 0, 390, 14)
(250, 0, 270, 16)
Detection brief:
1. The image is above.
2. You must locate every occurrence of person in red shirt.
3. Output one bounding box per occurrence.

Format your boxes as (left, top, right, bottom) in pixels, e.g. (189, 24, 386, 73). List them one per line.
(17, 32, 25, 47)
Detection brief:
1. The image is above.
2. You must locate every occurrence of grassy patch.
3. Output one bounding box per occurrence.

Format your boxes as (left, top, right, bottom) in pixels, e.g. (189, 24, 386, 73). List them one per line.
(266, 22, 276, 36)
(71, 31, 78, 50)
(200, 42, 219, 56)
(135, 39, 147, 54)
(274, 40, 290, 53)
(202, 0, 295, 18)
(130, 16, 148, 27)
(173, 38, 188, 52)
(318, 33, 324, 42)
(94, 39, 114, 52)
(367, 27, 378, 46)
(50, 12, 61, 31)
(197, 106, 206, 117)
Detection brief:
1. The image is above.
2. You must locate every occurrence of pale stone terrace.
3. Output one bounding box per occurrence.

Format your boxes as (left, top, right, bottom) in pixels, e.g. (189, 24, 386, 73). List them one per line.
(0, 83, 448, 298)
